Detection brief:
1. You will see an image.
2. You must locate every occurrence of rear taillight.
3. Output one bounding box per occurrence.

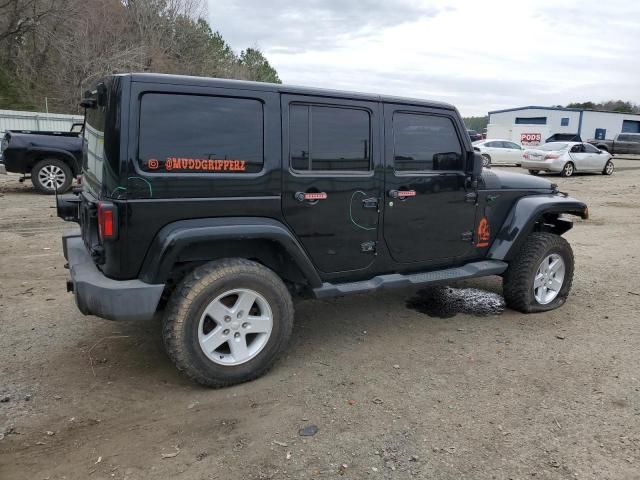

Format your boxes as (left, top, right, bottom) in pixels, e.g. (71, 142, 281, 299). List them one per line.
(97, 201, 117, 240)
(523, 152, 529, 159)
(544, 153, 560, 160)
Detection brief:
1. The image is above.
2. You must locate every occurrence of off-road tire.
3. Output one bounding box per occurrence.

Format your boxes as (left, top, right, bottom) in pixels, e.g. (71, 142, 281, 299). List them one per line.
(560, 162, 574, 177)
(602, 160, 614, 175)
(502, 232, 574, 313)
(481, 154, 491, 167)
(163, 258, 294, 387)
(528, 170, 540, 175)
(31, 158, 73, 194)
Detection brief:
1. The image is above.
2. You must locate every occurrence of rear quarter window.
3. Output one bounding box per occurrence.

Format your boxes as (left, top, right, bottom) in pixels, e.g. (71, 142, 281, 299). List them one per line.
(84, 106, 106, 184)
(138, 94, 264, 174)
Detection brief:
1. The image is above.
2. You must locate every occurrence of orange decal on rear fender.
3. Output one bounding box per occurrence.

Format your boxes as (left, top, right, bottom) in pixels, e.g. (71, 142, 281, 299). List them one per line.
(476, 217, 490, 248)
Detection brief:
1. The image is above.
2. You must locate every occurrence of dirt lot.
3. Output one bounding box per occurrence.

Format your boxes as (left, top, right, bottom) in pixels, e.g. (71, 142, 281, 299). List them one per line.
(1, 162, 639, 480)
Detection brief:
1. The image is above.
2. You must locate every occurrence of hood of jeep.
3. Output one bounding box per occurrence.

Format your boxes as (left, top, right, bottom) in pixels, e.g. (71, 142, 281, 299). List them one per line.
(480, 169, 554, 191)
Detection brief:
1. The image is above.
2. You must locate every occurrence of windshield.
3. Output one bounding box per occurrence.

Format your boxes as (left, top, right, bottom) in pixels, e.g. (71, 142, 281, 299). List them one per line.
(539, 142, 568, 151)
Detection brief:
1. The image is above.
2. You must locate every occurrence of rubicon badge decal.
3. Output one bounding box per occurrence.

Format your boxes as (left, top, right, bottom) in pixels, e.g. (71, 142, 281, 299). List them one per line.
(476, 217, 490, 248)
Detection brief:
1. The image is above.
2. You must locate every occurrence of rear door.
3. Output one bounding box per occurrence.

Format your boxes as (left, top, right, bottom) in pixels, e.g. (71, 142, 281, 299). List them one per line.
(281, 95, 382, 274)
(569, 144, 590, 170)
(503, 141, 524, 164)
(382, 105, 477, 264)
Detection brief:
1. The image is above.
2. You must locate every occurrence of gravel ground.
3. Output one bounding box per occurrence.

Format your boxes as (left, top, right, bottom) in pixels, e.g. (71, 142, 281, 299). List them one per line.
(1, 162, 639, 480)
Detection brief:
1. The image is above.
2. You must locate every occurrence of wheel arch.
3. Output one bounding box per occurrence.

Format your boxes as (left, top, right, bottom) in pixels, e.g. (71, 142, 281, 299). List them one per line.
(488, 195, 588, 261)
(138, 217, 323, 290)
(28, 148, 80, 175)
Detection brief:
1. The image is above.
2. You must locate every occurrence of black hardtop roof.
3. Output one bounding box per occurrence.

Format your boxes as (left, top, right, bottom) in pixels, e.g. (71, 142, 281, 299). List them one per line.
(121, 72, 456, 111)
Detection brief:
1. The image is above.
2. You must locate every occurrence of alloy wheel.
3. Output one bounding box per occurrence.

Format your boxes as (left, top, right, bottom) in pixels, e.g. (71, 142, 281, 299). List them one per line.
(38, 164, 66, 191)
(605, 162, 614, 175)
(197, 288, 273, 366)
(533, 253, 565, 304)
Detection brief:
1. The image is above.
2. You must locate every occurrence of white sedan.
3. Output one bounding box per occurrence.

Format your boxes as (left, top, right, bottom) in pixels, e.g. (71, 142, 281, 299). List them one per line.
(473, 139, 524, 166)
(521, 142, 614, 177)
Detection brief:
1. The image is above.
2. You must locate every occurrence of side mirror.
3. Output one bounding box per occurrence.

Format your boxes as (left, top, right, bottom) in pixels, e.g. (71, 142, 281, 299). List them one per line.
(471, 152, 484, 179)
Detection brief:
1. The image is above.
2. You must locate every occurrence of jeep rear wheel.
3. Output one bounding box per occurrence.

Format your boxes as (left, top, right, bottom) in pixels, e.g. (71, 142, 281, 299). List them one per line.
(163, 258, 294, 387)
(502, 232, 574, 313)
(31, 158, 73, 194)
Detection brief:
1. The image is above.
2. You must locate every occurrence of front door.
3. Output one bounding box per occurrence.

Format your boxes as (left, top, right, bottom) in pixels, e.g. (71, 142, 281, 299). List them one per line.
(382, 105, 477, 264)
(582, 142, 606, 170)
(281, 95, 382, 274)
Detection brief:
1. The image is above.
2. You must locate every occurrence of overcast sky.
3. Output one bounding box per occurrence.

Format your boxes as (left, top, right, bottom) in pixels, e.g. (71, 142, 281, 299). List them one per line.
(206, 0, 640, 116)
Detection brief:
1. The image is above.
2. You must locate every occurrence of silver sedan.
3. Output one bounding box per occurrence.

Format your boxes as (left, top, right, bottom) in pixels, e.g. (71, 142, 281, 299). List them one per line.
(521, 142, 614, 177)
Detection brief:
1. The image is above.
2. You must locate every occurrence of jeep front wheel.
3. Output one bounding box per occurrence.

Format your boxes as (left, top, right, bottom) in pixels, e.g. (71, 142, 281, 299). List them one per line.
(163, 258, 294, 387)
(502, 232, 574, 313)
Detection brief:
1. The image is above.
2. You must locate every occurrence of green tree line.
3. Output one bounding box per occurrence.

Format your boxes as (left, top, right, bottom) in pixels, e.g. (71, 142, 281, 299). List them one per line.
(0, 0, 280, 114)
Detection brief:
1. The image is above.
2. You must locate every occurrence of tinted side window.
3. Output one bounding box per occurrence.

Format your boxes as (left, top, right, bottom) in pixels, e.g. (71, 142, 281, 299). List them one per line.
(505, 142, 521, 149)
(618, 134, 638, 142)
(583, 143, 599, 153)
(289, 104, 370, 172)
(85, 105, 105, 183)
(393, 113, 463, 171)
(138, 94, 263, 173)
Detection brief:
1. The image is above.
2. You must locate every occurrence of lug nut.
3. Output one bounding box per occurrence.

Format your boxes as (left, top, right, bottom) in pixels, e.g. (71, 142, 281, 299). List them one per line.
(223, 329, 230, 335)
(234, 332, 240, 338)
(237, 311, 243, 318)
(224, 316, 231, 322)
(242, 322, 249, 329)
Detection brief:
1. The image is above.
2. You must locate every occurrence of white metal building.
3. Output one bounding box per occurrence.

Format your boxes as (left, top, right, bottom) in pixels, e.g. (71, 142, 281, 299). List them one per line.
(487, 106, 640, 146)
(0, 109, 83, 136)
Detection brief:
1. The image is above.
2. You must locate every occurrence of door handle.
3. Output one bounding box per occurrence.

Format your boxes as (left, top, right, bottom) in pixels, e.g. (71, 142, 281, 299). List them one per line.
(295, 191, 328, 202)
(388, 189, 416, 199)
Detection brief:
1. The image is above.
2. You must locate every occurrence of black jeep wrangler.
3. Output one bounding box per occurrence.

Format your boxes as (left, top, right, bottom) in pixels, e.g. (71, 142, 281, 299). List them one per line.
(57, 74, 588, 387)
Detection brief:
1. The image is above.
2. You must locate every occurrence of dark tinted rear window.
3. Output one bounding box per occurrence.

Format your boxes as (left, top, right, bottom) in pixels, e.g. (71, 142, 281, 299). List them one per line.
(84, 105, 105, 183)
(393, 113, 463, 171)
(138, 94, 263, 173)
(290, 104, 370, 172)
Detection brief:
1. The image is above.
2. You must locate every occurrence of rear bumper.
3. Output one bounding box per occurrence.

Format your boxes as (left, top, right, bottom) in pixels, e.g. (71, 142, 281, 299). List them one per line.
(63, 231, 165, 321)
(521, 158, 564, 172)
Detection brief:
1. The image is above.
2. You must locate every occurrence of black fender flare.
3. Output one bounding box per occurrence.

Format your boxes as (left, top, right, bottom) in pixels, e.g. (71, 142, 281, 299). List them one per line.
(138, 217, 322, 287)
(28, 147, 80, 174)
(488, 194, 588, 261)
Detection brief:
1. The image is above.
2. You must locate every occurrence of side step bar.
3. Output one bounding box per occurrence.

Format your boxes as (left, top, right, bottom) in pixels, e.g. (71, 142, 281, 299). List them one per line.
(312, 260, 508, 299)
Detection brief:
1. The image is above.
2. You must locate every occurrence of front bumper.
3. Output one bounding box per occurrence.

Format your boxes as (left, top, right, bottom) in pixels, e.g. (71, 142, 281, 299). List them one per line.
(521, 158, 564, 172)
(63, 231, 165, 321)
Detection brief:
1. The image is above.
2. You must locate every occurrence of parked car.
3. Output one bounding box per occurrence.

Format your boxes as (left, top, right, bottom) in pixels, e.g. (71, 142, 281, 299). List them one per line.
(467, 129, 482, 142)
(0, 123, 83, 193)
(56, 73, 588, 388)
(473, 139, 524, 166)
(522, 142, 614, 177)
(588, 133, 640, 155)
